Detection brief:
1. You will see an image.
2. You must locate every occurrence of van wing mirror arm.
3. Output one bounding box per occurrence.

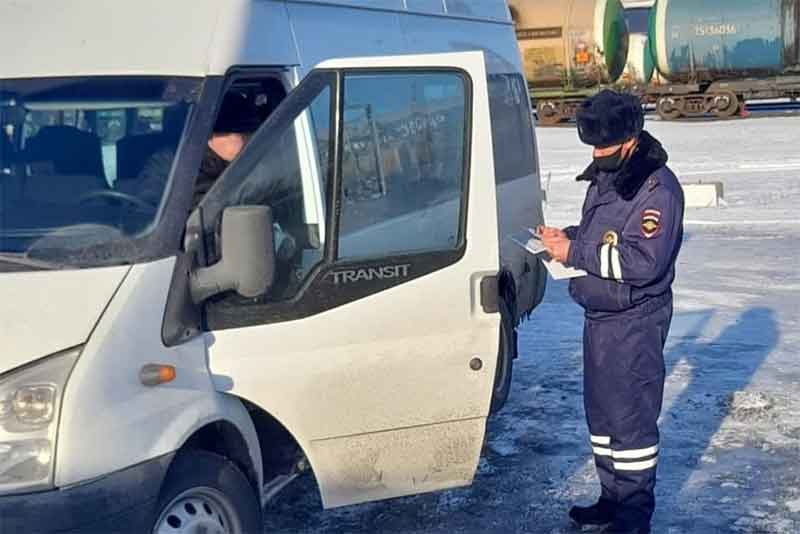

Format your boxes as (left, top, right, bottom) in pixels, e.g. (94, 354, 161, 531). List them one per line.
(183, 208, 208, 266)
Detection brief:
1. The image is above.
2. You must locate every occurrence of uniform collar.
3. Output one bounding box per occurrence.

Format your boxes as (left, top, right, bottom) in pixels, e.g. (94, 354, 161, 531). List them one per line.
(595, 170, 617, 197)
(576, 131, 669, 201)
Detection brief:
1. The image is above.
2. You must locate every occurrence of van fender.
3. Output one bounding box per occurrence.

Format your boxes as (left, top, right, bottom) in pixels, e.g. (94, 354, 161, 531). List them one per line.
(158, 392, 264, 492)
(55, 260, 263, 490)
(58, 346, 263, 492)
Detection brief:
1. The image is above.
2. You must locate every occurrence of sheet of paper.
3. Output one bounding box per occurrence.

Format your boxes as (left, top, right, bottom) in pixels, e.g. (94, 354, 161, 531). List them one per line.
(526, 227, 543, 239)
(509, 230, 547, 255)
(509, 227, 587, 280)
(541, 258, 587, 280)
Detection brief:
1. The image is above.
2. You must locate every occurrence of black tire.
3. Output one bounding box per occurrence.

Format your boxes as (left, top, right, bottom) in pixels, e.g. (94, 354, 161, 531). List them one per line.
(153, 450, 262, 534)
(490, 318, 516, 415)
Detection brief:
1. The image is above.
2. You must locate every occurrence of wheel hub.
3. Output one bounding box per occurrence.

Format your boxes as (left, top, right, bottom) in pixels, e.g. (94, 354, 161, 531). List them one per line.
(154, 488, 238, 534)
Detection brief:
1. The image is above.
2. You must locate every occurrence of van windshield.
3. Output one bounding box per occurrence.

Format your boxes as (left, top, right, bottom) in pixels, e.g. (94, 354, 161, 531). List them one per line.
(0, 77, 200, 270)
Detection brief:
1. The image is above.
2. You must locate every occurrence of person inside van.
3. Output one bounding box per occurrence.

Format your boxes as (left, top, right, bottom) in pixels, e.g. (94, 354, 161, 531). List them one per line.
(136, 86, 297, 276)
(136, 90, 262, 209)
(191, 90, 264, 207)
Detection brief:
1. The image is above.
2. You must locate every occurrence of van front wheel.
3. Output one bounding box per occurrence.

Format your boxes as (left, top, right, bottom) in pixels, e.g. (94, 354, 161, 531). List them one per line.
(153, 451, 262, 534)
(490, 319, 516, 415)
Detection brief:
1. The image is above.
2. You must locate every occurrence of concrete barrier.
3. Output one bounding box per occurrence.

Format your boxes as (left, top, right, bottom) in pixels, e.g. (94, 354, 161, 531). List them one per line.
(682, 182, 724, 208)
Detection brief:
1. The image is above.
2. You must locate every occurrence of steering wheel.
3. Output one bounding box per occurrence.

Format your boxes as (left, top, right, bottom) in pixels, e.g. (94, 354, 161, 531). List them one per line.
(79, 190, 157, 212)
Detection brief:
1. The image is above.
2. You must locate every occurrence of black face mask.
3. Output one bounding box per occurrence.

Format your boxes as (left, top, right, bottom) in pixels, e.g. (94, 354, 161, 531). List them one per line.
(594, 148, 625, 172)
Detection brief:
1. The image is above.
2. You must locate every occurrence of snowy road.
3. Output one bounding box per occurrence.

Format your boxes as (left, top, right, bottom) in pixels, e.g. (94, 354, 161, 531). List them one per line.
(264, 117, 800, 533)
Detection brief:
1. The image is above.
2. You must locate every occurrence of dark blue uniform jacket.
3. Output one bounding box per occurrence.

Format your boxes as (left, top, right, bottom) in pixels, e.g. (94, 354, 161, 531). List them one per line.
(565, 131, 685, 319)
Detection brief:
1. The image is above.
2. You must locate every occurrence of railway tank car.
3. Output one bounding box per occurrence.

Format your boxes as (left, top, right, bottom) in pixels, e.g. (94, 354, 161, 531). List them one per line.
(648, 0, 800, 119)
(509, 0, 630, 124)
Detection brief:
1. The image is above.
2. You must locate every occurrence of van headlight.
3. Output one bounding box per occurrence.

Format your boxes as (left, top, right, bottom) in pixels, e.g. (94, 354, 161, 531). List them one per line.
(0, 348, 80, 495)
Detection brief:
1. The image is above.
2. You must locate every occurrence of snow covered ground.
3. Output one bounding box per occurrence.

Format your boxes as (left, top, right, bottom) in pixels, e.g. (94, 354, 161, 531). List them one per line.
(264, 116, 800, 533)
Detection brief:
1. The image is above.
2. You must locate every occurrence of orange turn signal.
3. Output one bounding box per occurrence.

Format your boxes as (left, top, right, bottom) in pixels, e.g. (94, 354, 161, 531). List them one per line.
(140, 364, 177, 387)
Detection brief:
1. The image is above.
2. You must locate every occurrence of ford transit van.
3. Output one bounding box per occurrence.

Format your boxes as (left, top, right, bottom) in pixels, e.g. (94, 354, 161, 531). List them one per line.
(0, 1, 546, 531)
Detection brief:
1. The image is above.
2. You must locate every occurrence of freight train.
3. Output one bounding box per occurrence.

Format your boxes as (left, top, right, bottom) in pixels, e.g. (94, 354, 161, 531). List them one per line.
(513, 0, 800, 123)
(509, 0, 630, 125)
(647, 0, 800, 119)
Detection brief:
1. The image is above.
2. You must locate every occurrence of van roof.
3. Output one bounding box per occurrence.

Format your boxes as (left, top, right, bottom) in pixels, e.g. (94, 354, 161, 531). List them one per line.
(0, 0, 512, 80)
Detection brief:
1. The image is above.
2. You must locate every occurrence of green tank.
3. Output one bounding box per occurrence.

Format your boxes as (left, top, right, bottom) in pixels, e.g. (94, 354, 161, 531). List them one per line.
(649, 0, 800, 83)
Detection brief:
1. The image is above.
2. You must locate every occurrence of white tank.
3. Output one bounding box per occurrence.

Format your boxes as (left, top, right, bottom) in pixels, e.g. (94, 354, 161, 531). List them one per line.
(621, 33, 654, 86)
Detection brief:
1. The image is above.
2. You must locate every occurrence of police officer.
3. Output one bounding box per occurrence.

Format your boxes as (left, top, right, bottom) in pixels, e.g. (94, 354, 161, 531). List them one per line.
(540, 90, 685, 534)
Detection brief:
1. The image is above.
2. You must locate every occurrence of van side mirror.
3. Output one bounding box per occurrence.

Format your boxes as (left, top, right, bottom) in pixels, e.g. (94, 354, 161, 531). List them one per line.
(190, 205, 276, 304)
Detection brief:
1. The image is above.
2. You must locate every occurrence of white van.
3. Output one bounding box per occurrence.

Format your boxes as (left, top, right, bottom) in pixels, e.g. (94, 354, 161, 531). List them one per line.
(0, 1, 546, 531)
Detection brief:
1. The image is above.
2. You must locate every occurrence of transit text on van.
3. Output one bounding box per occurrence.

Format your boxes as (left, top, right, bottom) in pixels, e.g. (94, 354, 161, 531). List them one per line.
(329, 264, 412, 285)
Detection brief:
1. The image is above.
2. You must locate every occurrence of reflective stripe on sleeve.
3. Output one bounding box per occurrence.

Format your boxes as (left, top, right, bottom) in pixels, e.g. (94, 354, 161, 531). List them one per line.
(614, 457, 658, 471)
(590, 435, 611, 446)
(600, 244, 610, 278)
(592, 446, 612, 456)
(610, 246, 623, 282)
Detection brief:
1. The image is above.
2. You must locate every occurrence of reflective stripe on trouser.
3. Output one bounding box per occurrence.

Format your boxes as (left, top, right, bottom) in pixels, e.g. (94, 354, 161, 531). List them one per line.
(583, 300, 672, 529)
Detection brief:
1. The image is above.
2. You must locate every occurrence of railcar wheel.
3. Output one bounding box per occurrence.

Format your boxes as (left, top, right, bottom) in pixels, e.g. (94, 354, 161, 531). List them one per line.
(656, 96, 683, 120)
(712, 92, 740, 118)
(536, 101, 563, 126)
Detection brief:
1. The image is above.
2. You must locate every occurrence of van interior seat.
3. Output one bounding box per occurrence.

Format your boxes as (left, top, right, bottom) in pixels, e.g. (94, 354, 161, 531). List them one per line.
(24, 125, 106, 181)
(116, 103, 189, 183)
(22, 125, 108, 205)
(116, 133, 171, 181)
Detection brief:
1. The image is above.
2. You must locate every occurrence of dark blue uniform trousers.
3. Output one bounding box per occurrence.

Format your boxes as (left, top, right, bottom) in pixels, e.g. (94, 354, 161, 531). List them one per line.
(583, 298, 672, 529)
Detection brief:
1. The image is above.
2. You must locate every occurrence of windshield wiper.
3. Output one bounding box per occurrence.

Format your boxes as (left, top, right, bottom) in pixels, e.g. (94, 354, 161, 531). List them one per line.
(0, 253, 63, 271)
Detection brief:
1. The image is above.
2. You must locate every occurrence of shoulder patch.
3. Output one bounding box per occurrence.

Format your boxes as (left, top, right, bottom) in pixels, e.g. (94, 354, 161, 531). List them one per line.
(641, 209, 662, 238)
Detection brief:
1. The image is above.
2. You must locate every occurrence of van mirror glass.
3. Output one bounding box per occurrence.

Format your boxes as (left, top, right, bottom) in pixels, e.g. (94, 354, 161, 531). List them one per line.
(189, 205, 275, 303)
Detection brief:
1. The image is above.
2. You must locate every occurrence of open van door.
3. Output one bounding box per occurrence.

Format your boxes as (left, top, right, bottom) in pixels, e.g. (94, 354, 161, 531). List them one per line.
(199, 51, 502, 507)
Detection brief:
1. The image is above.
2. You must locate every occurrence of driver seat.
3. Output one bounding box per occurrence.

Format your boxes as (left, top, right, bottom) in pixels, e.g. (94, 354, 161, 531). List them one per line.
(22, 126, 108, 204)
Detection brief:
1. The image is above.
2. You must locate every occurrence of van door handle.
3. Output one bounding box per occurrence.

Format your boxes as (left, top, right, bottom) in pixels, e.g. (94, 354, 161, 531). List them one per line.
(479, 275, 499, 314)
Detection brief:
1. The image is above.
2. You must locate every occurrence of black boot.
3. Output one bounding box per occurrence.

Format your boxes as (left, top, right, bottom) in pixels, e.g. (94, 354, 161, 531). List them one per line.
(568, 499, 616, 528)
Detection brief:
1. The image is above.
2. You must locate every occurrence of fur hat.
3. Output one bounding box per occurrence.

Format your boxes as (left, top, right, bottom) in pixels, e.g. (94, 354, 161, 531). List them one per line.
(213, 91, 263, 134)
(576, 90, 644, 148)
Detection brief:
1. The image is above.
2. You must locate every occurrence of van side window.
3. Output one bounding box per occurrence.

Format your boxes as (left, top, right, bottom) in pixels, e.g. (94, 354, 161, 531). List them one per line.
(487, 73, 537, 184)
(338, 72, 467, 259)
(213, 84, 332, 301)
